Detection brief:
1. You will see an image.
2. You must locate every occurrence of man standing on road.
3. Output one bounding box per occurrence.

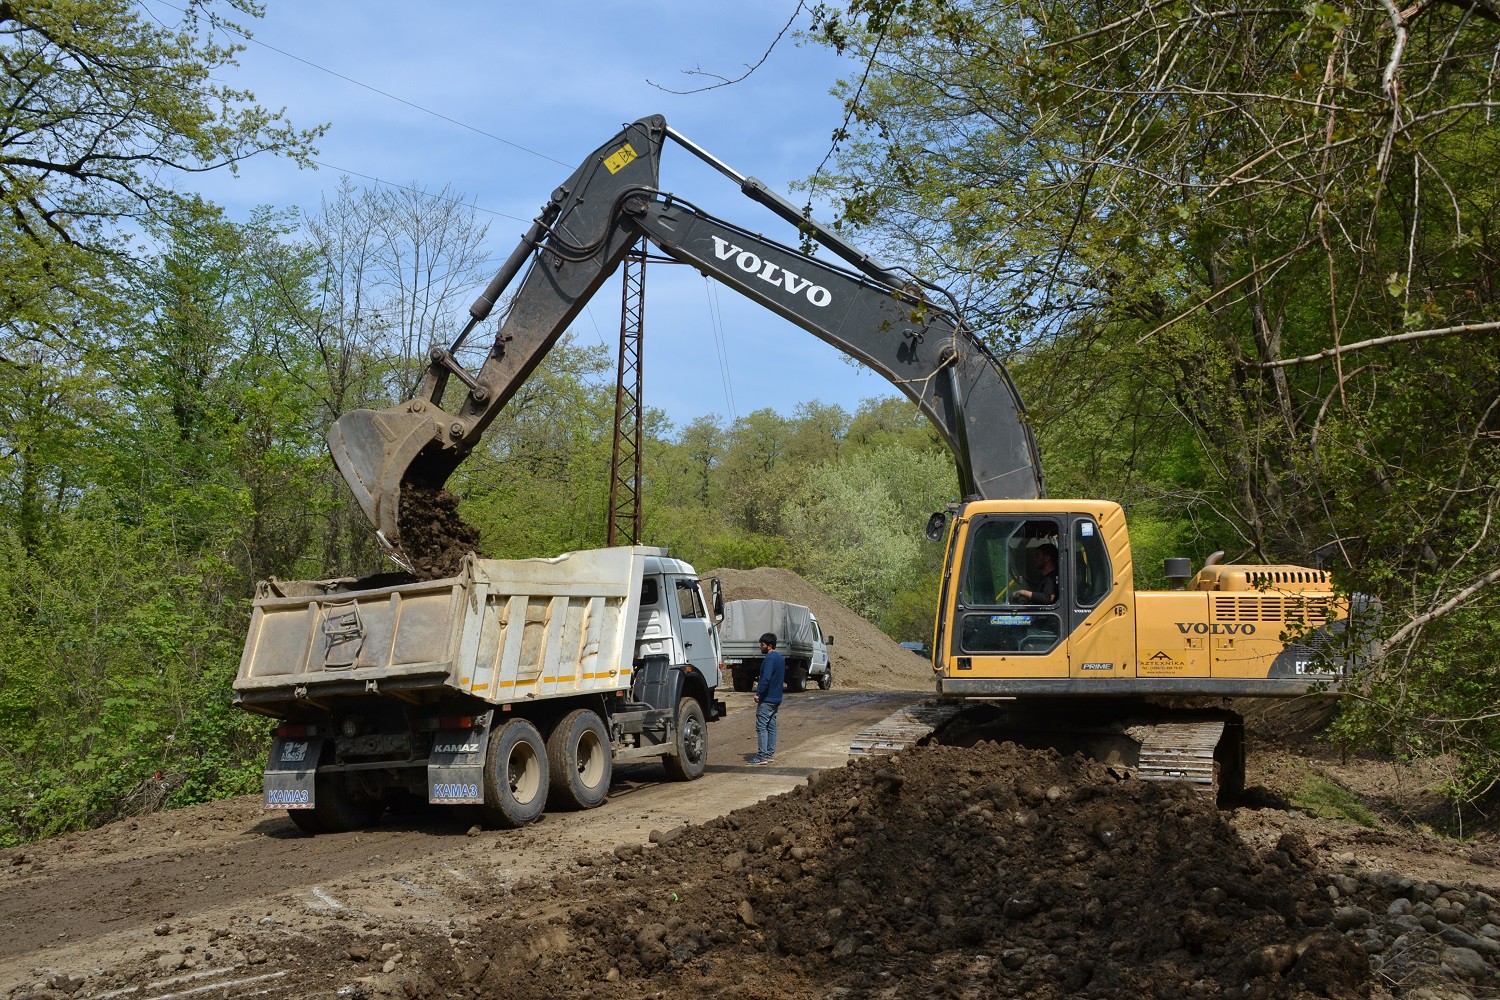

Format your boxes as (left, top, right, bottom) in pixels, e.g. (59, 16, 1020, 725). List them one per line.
(752, 632, 784, 765)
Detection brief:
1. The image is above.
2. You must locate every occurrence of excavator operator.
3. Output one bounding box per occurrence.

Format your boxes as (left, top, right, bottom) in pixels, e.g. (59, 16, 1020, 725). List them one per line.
(1015, 544, 1059, 605)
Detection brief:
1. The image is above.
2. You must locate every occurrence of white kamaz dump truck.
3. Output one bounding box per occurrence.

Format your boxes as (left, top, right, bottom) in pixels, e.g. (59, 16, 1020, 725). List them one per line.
(233, 546, 724, 833)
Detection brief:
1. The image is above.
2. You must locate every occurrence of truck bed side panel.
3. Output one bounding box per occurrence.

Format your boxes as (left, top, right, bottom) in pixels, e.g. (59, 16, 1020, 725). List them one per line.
(235, 548, 649, 708)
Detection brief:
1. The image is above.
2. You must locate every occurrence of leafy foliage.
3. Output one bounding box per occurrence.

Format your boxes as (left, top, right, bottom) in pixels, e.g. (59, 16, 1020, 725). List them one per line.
(810, 0, 1500, 805)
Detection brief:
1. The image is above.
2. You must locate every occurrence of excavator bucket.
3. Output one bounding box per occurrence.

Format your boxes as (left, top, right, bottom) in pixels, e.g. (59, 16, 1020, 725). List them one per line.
(326, 404, 445, 553)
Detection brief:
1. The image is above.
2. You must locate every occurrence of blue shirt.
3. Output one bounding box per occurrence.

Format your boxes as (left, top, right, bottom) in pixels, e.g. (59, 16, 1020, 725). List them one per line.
(757, 650, 785, 704)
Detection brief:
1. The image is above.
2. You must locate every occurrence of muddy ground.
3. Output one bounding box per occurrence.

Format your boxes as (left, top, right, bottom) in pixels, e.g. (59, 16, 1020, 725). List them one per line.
(4, 691, 1498, 999)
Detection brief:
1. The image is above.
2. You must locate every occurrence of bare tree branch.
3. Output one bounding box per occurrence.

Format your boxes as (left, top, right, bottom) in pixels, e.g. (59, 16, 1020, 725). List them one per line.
(1259, 320, 1500, 368)
(647, 3, 804, 94)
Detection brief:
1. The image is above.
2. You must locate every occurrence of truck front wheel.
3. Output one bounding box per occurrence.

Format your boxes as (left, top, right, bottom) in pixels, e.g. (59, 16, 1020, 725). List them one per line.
(818, 668, 832, 690)
(481, 718, 550, 827)
(547, 709, 613, 810)
(662, 697, 707, 781)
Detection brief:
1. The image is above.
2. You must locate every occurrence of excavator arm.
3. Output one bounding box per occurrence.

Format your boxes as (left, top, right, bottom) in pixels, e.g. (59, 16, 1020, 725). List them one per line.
(328, 114, 1044, 553)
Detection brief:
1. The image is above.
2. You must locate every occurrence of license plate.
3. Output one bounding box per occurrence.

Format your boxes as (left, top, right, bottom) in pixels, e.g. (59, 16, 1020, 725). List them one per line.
(726, 658, 743, 665)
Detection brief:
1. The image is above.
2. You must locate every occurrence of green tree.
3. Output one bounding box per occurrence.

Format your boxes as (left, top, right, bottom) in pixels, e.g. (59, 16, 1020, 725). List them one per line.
(0, 0, 323, 334)
(812, 0, 1500, 802)
(787, 444, 953, 623)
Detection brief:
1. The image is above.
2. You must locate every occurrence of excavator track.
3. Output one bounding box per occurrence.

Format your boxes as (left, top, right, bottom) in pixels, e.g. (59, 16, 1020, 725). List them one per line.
(1125, 720, 1226, 793)
(883, 698, 1245, 802)
(848, 700, 966, 757)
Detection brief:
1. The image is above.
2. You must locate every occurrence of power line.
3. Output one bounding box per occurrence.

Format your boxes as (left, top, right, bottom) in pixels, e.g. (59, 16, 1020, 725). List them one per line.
(703, 276, 738, 420)
(140, 0, 571, 168)
(309, 158, 531, 223)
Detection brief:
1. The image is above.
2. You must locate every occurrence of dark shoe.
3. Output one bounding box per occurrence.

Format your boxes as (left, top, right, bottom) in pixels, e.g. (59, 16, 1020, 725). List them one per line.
(752, 757, 774, 766)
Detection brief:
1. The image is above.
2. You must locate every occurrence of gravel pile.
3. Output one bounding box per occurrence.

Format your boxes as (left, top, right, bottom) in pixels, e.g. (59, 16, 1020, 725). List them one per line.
(707, 566, 932, 691)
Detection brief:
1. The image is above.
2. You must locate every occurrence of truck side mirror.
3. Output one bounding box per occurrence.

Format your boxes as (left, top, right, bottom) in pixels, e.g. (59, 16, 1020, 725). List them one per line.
(710, 578, 724, 623)
(825, 635, 833, 645)
(925, 511, 948, 542)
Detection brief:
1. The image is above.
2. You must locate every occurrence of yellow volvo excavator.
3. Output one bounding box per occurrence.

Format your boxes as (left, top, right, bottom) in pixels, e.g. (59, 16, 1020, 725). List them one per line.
(326, 115, 1354, 798)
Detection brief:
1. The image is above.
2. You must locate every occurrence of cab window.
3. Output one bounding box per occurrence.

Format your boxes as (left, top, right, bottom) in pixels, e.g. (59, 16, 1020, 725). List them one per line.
(1073, 518, 1112, 607)
(640, 577, 659, 606)
(958, 516, 1062, 655)
(674, 579, 706, 619)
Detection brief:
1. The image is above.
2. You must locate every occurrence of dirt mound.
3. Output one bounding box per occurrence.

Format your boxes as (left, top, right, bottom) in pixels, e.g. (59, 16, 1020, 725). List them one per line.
(708, 566, 932, 691)
(451, 743, 1382, 998)
(400, 485, 480, 579)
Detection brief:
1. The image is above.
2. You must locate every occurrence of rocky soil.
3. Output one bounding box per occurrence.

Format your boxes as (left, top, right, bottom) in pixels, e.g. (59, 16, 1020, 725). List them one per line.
(708, 566, 934, 691)
(419, 742, 1494, 999)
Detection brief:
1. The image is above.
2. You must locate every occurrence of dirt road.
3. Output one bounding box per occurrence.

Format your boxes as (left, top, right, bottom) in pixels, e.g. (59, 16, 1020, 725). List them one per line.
(0, 689, 921, 998)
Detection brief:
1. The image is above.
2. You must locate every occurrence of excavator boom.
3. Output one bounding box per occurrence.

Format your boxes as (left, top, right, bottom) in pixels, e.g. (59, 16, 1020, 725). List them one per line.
(327, 115, 1042, 554)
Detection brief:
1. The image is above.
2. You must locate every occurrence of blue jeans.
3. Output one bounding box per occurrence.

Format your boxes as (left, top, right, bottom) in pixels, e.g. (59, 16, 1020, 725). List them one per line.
(755, 700, 779, 759)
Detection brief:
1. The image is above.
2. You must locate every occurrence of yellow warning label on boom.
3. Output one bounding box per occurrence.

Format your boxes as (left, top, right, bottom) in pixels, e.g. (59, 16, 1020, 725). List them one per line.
(604, 143, 639, 174)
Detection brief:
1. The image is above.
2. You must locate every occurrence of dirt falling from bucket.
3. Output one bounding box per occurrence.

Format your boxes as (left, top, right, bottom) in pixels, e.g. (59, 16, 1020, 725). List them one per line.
(398, 486, 481, 580)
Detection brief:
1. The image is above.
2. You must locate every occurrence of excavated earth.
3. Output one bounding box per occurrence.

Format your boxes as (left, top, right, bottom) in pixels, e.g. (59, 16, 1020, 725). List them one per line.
(398, 487, 481, 580)
(428, 743, 1498, 999)
(4, 729, 1500, 999)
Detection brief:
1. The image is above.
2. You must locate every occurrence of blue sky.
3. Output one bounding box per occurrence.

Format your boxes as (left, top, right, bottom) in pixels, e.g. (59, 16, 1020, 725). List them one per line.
(151, 0, 905, 432)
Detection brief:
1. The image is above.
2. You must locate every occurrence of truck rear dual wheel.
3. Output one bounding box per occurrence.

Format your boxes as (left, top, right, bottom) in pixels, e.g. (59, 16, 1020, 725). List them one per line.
(288, 771, 384, 834)
(481, 718, 550, 828)
(546, 709, 612, 810)
(786, 665, 808, 693)
(731, 671, 754, 693)
(662, 697, 708, 781)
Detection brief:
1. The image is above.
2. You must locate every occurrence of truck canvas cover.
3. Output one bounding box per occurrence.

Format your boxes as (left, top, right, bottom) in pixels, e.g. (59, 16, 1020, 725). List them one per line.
(235, 547, 658, 710)
(721, 599, 815, 650)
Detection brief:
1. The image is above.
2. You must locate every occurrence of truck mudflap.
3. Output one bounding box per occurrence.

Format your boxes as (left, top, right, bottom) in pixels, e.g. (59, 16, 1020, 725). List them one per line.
(711, 698, 727, 720)
(428, 723, 491, 805)
(263, 737, 322, 810)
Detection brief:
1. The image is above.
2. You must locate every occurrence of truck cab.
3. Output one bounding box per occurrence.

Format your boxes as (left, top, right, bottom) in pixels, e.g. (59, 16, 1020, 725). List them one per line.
(635, 554, 723, 686)
(809, 613, 833, 690)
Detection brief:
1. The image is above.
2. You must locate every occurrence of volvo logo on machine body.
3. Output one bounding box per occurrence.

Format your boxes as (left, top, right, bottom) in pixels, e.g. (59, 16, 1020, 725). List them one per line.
(710, 236, 832, 307)
(1175, 622, 1258, 636)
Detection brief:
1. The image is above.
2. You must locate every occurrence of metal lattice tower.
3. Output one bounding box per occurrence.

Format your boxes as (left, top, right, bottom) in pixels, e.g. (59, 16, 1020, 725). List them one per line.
(607, 240, 646, 546)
